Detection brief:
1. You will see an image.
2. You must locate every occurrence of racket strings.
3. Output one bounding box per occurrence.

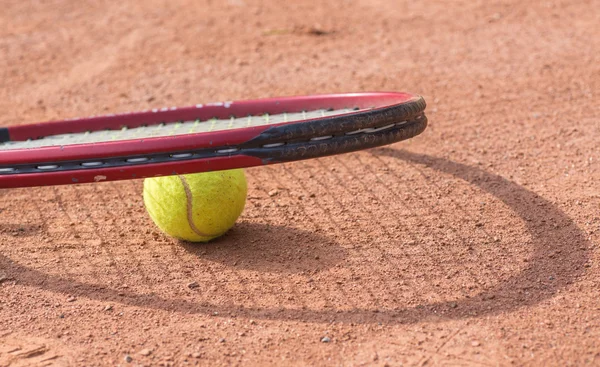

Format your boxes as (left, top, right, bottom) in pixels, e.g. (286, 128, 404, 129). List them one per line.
(0, 108, 360, 150)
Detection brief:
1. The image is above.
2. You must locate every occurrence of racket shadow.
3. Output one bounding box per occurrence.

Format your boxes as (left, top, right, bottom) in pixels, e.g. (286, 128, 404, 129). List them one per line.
(179, 222, 347, 274)
(0, 223, 43, 238)
(369, 147, 590, 316)
(0, 150, 590, 325)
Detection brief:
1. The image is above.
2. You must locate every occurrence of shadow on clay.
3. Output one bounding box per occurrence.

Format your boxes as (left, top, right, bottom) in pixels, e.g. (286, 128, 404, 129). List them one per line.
(179, 222, 347, 274)
(0, 149, 591, 324)
(0, 223, 43, 238)
(368, 148, 590, 321)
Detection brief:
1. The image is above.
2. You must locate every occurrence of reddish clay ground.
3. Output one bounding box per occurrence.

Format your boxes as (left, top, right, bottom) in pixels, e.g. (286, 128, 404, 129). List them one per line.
(1, 0, 599, 366)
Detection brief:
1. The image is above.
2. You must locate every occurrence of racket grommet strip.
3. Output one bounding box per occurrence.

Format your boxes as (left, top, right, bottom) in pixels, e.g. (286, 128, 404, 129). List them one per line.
(170, 153, 193, 159)
(36, 165, 59, 170)
(125, 157, 150, 163)
(362, 123, 396, 133)
(262, 142, 285, 148)
(310, 135, 333, 141)
(81, 161, 104, 167)
(216, 148, 239, 154)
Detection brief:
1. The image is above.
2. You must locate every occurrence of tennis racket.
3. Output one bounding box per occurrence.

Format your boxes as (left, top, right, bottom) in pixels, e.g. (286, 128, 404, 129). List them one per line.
(0, 92, 427, 188)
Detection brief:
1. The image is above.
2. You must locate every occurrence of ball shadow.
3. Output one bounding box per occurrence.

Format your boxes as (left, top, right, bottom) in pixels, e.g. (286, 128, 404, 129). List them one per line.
(0, 149, 591, 325)
(179, 222, 347, 274)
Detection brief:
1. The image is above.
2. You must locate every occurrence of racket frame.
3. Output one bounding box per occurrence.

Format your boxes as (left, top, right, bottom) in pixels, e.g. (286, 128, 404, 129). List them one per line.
(0, 92, 427, 188)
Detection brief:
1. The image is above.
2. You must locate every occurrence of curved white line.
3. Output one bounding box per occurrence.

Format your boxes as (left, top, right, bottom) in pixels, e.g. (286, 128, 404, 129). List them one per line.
(178, 175, 214, 238)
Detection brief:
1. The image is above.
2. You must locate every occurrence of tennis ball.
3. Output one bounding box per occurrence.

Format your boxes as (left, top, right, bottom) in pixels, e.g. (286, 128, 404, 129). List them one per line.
(143, 169, 247, 242)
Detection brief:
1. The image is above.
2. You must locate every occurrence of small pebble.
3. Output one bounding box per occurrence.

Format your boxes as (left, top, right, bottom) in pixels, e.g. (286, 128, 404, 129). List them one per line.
(268, 189, 279, 197)
(67, 296, 76, 302)
(321, 336, 331, 343)
(138, 349, 152, 356)
(191, 352, 201, 358)
(104, 305, 113, 311)
(471, 340, 481, 347)
(187, 281, 199, 289)
(124, 355, 133, 363)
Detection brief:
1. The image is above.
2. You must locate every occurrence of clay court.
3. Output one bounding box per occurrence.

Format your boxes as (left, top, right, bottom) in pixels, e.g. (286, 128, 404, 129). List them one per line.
(1, 0, 599, 365)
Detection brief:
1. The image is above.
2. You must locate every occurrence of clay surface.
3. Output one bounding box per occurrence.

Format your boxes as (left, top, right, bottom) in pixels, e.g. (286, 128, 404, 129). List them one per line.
(1, 1, 599, 365)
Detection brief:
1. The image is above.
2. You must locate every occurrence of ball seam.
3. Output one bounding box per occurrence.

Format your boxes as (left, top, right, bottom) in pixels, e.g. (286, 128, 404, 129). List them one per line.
(178, 175, 215, 238)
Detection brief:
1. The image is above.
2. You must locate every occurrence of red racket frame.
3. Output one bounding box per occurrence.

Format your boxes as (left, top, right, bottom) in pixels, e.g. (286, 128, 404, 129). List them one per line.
(0, 92, 426, 188)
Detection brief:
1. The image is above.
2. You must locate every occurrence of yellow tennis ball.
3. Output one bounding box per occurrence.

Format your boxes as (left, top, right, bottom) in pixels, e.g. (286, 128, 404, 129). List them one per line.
(143, 169, 247, 242)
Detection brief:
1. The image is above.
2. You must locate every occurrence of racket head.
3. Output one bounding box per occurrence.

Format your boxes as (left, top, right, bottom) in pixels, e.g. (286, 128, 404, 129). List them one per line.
(0, 92, 427, 188)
